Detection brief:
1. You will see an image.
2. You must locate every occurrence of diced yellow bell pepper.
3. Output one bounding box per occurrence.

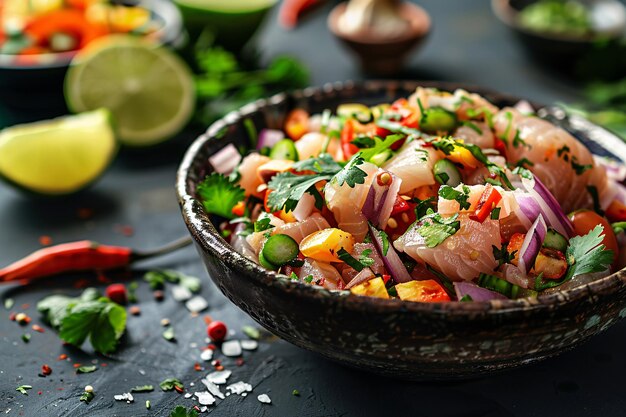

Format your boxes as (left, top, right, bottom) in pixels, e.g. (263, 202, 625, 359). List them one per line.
(350, 277, 389, 299)
(447, 144, 479, 169)
(299, 228, 354, 263)
(395, 280, 451, 302)
(277, 210, 297, 223)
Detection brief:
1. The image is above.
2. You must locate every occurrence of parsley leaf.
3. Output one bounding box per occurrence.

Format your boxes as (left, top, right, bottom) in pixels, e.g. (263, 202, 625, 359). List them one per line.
(417, 212, 461, 247)
(160, 378, 184, 392)
(197, 173, 245, 220)
(565, 225, 614, 279)
(170, 405, 199, 417)
(38, 288, 126, 354)
(438, 185, 471, 210)
(331, 154, 368, 187)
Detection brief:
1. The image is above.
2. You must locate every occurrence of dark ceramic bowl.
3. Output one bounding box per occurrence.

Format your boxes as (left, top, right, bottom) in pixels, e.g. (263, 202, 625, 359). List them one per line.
(176, 80, 626, 380)
(491, 0, 626, 79)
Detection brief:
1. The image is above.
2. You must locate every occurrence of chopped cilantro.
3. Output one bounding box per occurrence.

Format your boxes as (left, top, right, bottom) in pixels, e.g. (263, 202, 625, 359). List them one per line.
(160, 378, 184, 392)
(460, 295, 473, 302)
(292, 153, 342, 175)
(512, 166, 534, 180)
(438, 185, 471, 210)
(16, 385, 32, 395)
(484, 178, 503, 186)
(289, 271, 299, 280)
(515, 157, 534, 168)
(416, 211, 461, 247)
(512, 130, 527, 148)
(254, 217, 274, 233)
(351, 136, 376, 148)
(430, 136, 456, 155)
(571, 157, 592, 175)
(170, 405, 199, 417)
(499, 111, 513, 144)
(144, 270, 201, 293)
(303, 275, 314, 283)
(359, 249, 376, 267)
(331, 153, 368, 187)
(337, 248, 366, 271)
(490, 207, 501, 220)
(267, 172, 328, 212)
(557, 145, 570, 158)
(131, 385, 154, 393)
(292, 389, 300, 396)
(416, 148, 429, 162)
(80, 390, 95, 403)
(242, 325, 261, 340)
(359, 135, 405, 162)
(492, 244, 516, 266)
(162, 327, 176, 342)
(414, 197, 437, 220)
(76, 365, 97, 374)
(197, 173, 245, 220)
(461, 120, 482, 134)
(21, 333, 30, 343)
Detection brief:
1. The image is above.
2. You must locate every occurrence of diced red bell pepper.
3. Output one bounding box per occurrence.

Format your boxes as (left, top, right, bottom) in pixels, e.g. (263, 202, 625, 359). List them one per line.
(341, 119, 359, 160)
(469, 184, 502, 223)
(606, 199, 626, 222)
(493, 137, 507, 158)
(231, 201, 245, 217)
(390, 195, 411, 216)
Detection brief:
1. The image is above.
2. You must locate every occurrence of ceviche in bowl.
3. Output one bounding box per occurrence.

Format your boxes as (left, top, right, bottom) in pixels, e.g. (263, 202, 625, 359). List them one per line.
(177, 81, 626, 379)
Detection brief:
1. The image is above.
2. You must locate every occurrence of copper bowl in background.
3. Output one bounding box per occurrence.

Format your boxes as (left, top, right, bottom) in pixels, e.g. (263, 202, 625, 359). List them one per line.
(176, 80, 626, 380)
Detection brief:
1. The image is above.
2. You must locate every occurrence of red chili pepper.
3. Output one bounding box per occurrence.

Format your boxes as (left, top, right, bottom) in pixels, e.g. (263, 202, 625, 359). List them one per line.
(41, 364, 52, 376)
(469, 184, 502, 223)
(105, 283, 128, 305)
(390, 195, 411, 216)
(0, 237, 191, 284)
(382, 274, 391, 284)
(493, 137, 507, 158)
(279, 0, 325, 29)
(341, 119, 358, 160)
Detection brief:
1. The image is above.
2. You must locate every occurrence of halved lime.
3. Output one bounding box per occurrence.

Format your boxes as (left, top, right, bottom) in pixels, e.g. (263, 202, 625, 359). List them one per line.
(0, 109, 117, 195)
(64, 36, 195, 147)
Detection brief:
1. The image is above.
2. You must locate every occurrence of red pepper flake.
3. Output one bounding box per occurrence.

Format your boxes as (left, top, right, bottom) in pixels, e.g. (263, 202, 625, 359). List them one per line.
(77, 208, 93, 219)
(129, 306, 141, 316)
(41, 364, 52, 376)
(115, 224, 135, 237)
(212, 360, 221, 367)
(153, 290, 164, 301)
(39, 235, 52, 246)
(236, 358, 245, 367)
(100, 363, 108, 367)
(9, 312, 16, 321)
(38, 391, 42, 395)
(203, 315, 213, 325)
(193, 406, 201, 412)
(58, 354, 68, 361)
(215, 365, 224, 371)
(73, 363, 81, 368)
(32, 324, 44, 333)
(15, 313, 30, 325)
(207, 344, 217, 351)
(194, 363, 203, 371)
(174, 385, 184, 394)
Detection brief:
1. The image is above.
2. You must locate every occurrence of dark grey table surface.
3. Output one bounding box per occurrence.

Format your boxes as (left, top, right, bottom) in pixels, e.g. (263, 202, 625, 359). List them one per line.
(2, 1, 626, 416)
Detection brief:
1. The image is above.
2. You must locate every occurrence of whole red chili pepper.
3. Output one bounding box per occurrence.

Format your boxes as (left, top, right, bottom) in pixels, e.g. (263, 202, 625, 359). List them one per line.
(0, 237, 191, 283)
(279, 0, 326, 29)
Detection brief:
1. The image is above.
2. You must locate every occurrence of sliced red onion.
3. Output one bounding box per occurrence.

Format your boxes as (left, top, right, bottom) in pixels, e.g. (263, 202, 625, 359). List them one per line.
(518, 214, 547, 276)
(361, 171, 401, 229)
(292, 193, 316, 221)
(345, 268, 375, 289)
(368, 223, 412, 283)
(521, 175, 574, 237)
(257, 129, 284, 150)
(453, 281, 507, 301)
(209, 143, 241, 175)
(514, 193, 542, 230)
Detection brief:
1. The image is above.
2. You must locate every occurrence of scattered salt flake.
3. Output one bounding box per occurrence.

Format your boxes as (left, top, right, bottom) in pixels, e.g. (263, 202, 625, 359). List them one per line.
(206, 370, 231, 385)
(195, 391, 216, 406)
(172, 285, 192, 302)
(201, 379, 225, 400)
(113, 393, 134, 403)
(190, 382, 195, 387)
(240, 340, 258, 351)
(186, 296, 209, 313)
(184, 393, 192, 399)
(257, 394, 272, 404)
(221, 340, 242, 357)
(200, 406, 208, 413)
(226, 381, 252, 395)
(200, 349, 213, 362)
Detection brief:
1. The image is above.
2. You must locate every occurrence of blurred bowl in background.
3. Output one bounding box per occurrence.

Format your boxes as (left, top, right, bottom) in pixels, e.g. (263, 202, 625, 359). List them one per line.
(492, 0, 626, 80)
(0, 0, 183, 126)
(327, 1, 431, 76)
(173, 0, 278, 54)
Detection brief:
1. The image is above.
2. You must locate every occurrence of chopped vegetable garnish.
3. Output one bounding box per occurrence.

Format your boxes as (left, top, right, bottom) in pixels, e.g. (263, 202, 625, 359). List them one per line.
(160, 378, 184, 392)
(197, 173, 246, 220)
(76, 365, 97, 374)
(16, 385, 32, 395)
(416, 211, 461, 248)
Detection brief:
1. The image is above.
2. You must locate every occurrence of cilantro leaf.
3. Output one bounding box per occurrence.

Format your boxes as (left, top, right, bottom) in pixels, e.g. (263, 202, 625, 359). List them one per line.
(358, 134, 405, 162)
(414, 197, 437, 220)
(492, 244, 516, 266)
(267, 173, 328, 212)
(38, 288, 126, 354)
(351, 136, 376, 148)
(80, 391, 95, 403)
(292, 153, 342, 175)
(60, 298, 127, 354)
(253, 217, 274, 233)
(331, 154, 368, 187)
(197, 173, 245, 220)
(438, 185, 471, 210)
(170, 405, 199, 417)
(565, 225, 614, 279)
(160, 378, 184, 392)
(417, 212, 461, 247)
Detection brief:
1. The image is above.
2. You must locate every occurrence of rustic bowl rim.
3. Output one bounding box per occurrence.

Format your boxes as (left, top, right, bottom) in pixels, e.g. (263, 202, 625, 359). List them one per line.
(176, 79, 626, 316)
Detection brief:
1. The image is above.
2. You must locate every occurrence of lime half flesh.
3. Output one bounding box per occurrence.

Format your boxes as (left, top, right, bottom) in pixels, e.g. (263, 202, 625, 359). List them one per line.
(0, 109, 117, 195)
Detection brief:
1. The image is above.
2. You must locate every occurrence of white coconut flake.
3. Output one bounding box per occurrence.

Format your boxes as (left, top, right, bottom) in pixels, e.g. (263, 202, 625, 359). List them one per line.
(113, 393, 134, 403)
(221, 340, 242, 357)
(185, 295, 209, 313)
(200, 349, 213, 361)
(172, 285, 193, 301)
(201, 379, 225, 400)
(206, 370, 232, 385)
(240, 340, 258, 351)
(257, 394, 272, 404)
(226, 381, 252, 395)
(195, 391, 216, 406)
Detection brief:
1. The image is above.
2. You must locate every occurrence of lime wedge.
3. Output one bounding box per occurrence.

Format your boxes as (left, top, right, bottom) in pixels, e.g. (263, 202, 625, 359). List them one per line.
(64, 36, 195, 147)
(0, 109, 117, 195)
